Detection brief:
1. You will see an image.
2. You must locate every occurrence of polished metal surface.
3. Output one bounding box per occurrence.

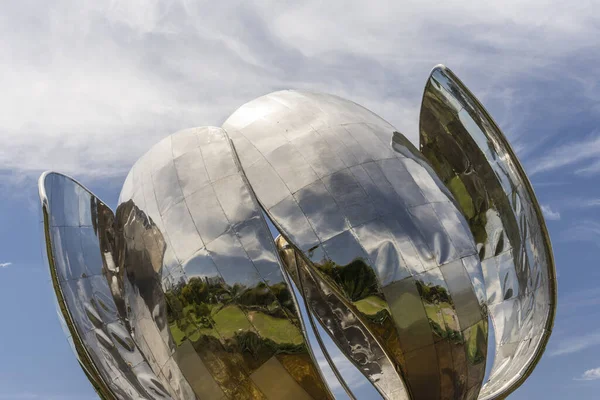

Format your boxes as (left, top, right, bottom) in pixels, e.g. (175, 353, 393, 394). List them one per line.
(40, 128, 334, 400)
(39, 172, 169, 399)
(39, 65, 555, 400)
(116, 127, 333, 400)
(223, 90, 488, 400)
(419, 65, 556, 400)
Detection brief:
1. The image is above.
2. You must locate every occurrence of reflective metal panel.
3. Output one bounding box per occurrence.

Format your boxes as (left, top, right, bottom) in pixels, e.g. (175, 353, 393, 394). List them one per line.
(224, 90, 488, 400)
(118, 127, 334, 400)
(39, 172, 170, 399)
(419, 65, 556, 400)
(275, 235, 407, 400)
(40, 129, 335, 399)
(40, 66, 553, 399)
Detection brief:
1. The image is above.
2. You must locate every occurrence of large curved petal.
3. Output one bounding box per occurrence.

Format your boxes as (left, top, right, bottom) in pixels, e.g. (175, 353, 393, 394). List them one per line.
(275, 235, 407, 399)
(116, 127, 335, 400)
(39, 172, 171, 399)
(419, 65, 557, 400)
(223, 90, 488, 400)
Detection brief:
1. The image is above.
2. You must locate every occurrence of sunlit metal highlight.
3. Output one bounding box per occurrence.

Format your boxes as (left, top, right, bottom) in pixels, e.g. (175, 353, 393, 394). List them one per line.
(39, 65, 556, 400)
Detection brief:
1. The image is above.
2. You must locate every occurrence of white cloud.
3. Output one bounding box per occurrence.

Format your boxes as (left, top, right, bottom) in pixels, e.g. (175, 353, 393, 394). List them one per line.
(1, 0, 599, 184)
(550, 331, 600, 356)
(0, 262, 12, 268)
(581, 198, 600, 207)
(576, 367, 600, 381)
(561, 288, 600, 312)
(563, 197, 600, 208)
(561, 221, 600, 245)
(528, 133, 600, 176)
(576, 159, 600, 176)
(541, 204, 560, 220)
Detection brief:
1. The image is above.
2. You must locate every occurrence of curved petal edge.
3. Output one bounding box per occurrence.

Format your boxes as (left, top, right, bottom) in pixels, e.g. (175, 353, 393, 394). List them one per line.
(419, 65, 557, 400)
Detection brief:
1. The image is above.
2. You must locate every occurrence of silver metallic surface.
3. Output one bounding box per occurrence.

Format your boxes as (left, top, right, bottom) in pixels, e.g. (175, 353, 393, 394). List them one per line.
(224, 90, 487, 400)
(40, 128, 335, 399)
(117, 127, 333, 400)
(39, 65, 555, 400)
(39, 172, 170, 399)
(419, 65, 556, 400)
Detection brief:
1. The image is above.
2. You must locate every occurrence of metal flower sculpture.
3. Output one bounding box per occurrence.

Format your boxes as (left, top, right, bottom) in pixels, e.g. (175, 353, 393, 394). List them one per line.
(39, 66, 556, 400)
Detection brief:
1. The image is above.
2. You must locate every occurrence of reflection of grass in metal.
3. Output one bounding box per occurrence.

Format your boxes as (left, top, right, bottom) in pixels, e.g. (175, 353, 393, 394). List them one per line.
(170, 305, 303, 346)
(170, 321, 220, 346)
(424, 302, 465, 344)
(420, 93, 489, 247)
(169, 310, 201, 346)
(424, 302, 456, 322)
(466, 323, 487, 364)
(247, 310, 304, 345)
(213, 305, 253, 338)
(424, 303, 444, 327)
(169, 323, 186, 345)
(448, 176, 475, 218)
(188, 328, 220, 342)
(354, 295, 388, 315)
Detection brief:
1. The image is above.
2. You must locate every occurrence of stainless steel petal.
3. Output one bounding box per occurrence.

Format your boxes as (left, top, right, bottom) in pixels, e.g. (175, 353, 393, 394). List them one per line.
(223, 90, 488, 400)
(39, 172, 170, 399)
(39, 66, 552, 400)
(419, 65, 556, 400)
(117, 127, 334, 400)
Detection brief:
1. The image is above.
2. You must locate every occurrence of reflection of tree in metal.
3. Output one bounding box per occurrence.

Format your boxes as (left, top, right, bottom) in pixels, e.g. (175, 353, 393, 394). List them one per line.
(276, 235, 407, 399)
(39, 65, 555, 400)
(39, 173, 172, 399)
(419, 66, 556, 400)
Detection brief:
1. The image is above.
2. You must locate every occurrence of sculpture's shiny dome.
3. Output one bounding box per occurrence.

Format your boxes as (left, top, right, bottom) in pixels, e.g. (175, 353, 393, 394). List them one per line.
(39, 65, 556, 400)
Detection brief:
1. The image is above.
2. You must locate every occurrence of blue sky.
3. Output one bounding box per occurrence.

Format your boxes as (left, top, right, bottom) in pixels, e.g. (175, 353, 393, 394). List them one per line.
(1, 1, 600, 399)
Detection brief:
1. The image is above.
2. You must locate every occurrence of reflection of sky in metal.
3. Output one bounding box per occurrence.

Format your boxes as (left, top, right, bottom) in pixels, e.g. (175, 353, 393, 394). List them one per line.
(226, 89, 487, 399)
(263, 210, 379, 399)
(38, 66, 555, 400)
(420, 66, 556, 400)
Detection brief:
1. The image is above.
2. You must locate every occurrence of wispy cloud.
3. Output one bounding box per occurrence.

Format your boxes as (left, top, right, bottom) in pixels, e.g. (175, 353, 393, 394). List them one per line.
(575, 367, 600, 381)
(550, 331, 600, 356)
(562, 197, 600, 208)
(0, 262, 12, 268)
(528, 132, 600, 176)
(580, 198, 600, 207)
(560, 288, 600, 312)
(541, 204, 561, 220)
(576, 159, 600, 176)
(561, 221, 600, 245)
(1, 1, 599, 184)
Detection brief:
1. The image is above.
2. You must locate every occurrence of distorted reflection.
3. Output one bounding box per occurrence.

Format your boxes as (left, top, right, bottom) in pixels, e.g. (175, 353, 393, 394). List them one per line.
(225, 90, 487, 400)
(39, 65, 555, 400)
(420, 65, 555, 400)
